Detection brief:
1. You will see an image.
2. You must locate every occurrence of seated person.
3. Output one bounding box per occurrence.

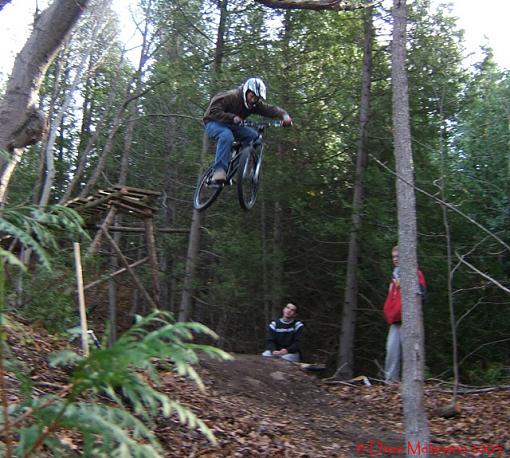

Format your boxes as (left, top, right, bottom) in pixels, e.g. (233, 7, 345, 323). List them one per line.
(262, 302, 304, 362)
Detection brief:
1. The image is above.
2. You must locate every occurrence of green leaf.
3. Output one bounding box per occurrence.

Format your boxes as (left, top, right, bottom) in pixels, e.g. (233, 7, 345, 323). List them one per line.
(49, 349, 84, 367)
(17, 425, 41, 455)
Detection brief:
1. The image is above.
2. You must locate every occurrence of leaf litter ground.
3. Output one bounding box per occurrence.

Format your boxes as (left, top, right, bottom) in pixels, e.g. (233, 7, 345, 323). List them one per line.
(6, 320, 510, 457)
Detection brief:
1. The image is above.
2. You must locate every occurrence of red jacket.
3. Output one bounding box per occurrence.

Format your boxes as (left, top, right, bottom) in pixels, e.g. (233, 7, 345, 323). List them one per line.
(383, 269, 426, 325)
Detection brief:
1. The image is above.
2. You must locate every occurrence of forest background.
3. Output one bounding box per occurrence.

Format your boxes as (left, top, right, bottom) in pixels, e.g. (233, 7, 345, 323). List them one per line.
(1, 0, 509, 386)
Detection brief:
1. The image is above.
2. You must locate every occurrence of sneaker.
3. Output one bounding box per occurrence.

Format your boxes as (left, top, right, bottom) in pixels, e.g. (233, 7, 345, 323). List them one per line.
(211, 169, 226, 182)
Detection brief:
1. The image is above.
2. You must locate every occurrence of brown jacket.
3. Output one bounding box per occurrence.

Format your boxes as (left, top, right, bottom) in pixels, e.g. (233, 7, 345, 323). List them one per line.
(203, 87, 288, 124)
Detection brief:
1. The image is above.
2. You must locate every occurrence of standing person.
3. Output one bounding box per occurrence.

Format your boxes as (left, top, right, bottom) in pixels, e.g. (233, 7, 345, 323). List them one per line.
(383, 245, 427, 383)
(203, 77, 292, 183)
(262, 302, 304, 362)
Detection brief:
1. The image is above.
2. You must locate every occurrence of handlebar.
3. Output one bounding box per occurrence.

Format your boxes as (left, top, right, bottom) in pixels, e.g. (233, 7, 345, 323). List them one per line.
(241, 120, 290, 129)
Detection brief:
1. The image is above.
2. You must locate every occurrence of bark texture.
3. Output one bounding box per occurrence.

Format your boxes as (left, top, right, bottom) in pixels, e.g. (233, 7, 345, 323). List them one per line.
(0, 0, 89, 203)
(254, 0, 374, 11)
(179, 0, 229, 322)
(391, 0, 430, 452)
(337, 8, 373, 380)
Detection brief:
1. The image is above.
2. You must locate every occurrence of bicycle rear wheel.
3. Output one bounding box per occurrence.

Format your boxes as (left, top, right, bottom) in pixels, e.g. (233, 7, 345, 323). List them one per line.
(237, 148, 260, 210)
(193, 166, 223, 211)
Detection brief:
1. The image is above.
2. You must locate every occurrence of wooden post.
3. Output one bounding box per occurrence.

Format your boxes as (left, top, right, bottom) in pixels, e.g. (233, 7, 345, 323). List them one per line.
(101, 226, 158, 310)
(144, 217, 161, 308)
(73, 242, 89, 357)
(87, 206, 118, 256)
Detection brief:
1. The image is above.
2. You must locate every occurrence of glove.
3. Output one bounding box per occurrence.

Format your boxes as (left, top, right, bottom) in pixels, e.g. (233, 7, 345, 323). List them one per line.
(233, 116, 243, 125)
(282, 114, 292, 126)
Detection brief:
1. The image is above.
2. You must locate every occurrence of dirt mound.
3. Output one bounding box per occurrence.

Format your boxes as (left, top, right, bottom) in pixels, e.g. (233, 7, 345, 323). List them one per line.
(200, 354, 325, 402)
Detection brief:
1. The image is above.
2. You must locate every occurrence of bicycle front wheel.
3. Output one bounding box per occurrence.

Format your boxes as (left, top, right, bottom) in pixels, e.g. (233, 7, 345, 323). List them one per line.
(237, 148, 260, 210)
(193, 166, 223, 211)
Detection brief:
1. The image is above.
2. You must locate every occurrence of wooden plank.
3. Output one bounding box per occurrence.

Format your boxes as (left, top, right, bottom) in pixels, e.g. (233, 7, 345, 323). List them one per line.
(119, 195, 158, 211)
(82, 257, 149, 291)
(111, 185, 161, 196)
(80, 191, 122, 210)
(109, 200, 152, 216)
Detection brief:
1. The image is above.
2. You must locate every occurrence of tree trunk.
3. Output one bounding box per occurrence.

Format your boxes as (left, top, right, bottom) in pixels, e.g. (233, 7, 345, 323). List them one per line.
(107, 0, 153, 337)
(179, 0, 228, 322)
(178, 130, 209, 322)
(33, 43, 68, 204)
(108, 232, 119, 345)
(271, 200, 284, 319)
(391, 0, 430, 453)
(59, 86, 117, 202)
(438, 94, 459, 400)
(260, 193, 271, 324)
(336, 8, 373, 380)
(39, 12, 106, 207)
(0, 0, 89, 203)
(160, 102, 178, 312)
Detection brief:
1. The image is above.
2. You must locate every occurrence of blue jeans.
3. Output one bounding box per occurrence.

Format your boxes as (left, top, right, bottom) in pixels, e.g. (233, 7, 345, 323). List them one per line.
(205, 121, 258, 172)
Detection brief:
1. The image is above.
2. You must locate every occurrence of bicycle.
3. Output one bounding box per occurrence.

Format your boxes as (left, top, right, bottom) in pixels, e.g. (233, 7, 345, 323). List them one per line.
(193, 120, 285, 211)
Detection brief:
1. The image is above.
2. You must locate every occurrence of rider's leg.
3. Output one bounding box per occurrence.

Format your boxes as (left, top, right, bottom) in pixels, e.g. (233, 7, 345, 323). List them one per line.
(231, 124, 258, 147)
(205, 121, 234, 178)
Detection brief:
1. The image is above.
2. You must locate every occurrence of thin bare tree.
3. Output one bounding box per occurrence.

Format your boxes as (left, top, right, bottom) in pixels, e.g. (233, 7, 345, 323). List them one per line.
(336, 7, 373, 380)
(391, 0, 429, 453)
(178, 0, 229, 322)
(39, 3, 112, 208)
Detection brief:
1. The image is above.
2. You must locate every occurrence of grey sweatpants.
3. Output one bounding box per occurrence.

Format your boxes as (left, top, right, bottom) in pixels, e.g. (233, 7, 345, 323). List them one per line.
(385, 323, 402, 382)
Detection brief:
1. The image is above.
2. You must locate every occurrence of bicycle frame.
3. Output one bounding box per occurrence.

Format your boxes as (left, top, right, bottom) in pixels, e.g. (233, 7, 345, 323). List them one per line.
(193, 120, 284, 211)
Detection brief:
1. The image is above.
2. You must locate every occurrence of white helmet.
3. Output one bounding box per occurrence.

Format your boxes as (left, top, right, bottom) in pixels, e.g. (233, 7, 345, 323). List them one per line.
(242, 77, 267, 109)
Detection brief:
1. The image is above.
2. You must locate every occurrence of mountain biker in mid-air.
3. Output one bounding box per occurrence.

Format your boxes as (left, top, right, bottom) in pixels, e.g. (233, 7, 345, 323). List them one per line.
(203, 77, 292, 184)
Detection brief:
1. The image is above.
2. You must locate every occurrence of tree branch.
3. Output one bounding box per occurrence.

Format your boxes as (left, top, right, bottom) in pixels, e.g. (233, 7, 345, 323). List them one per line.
(254, 0, 376, 11)
(370, 154, 510, 252)
(0, 0, 12, 12)
(455, 251, 510, 295)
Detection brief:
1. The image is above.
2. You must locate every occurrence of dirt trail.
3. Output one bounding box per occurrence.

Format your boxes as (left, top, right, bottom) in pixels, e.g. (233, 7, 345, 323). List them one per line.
(158, 354, 509, 457)
(163, 354, 405, 457)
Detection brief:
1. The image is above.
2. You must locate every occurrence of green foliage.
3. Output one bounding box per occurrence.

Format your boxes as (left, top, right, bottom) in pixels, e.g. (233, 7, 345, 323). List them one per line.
(17, 263, 77, 332)
(465, 362, 510, 386)
(1, 311, 231, 457)
(0, 204, 89, 330)
(0, 204, 89, 270)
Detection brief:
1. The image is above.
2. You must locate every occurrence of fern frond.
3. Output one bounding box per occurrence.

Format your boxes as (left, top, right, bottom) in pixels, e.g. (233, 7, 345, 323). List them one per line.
(0, 248, 26, 270)
(20, 402, 164, 457)
(5, 311, 227, 456)
(49, 349, 85, 368)
(0, 218, 51, 269)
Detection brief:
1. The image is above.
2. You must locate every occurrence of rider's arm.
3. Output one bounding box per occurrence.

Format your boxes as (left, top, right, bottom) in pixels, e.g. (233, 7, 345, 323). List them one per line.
(253, 101, 290, 120)
(204, 91, 238, 124)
